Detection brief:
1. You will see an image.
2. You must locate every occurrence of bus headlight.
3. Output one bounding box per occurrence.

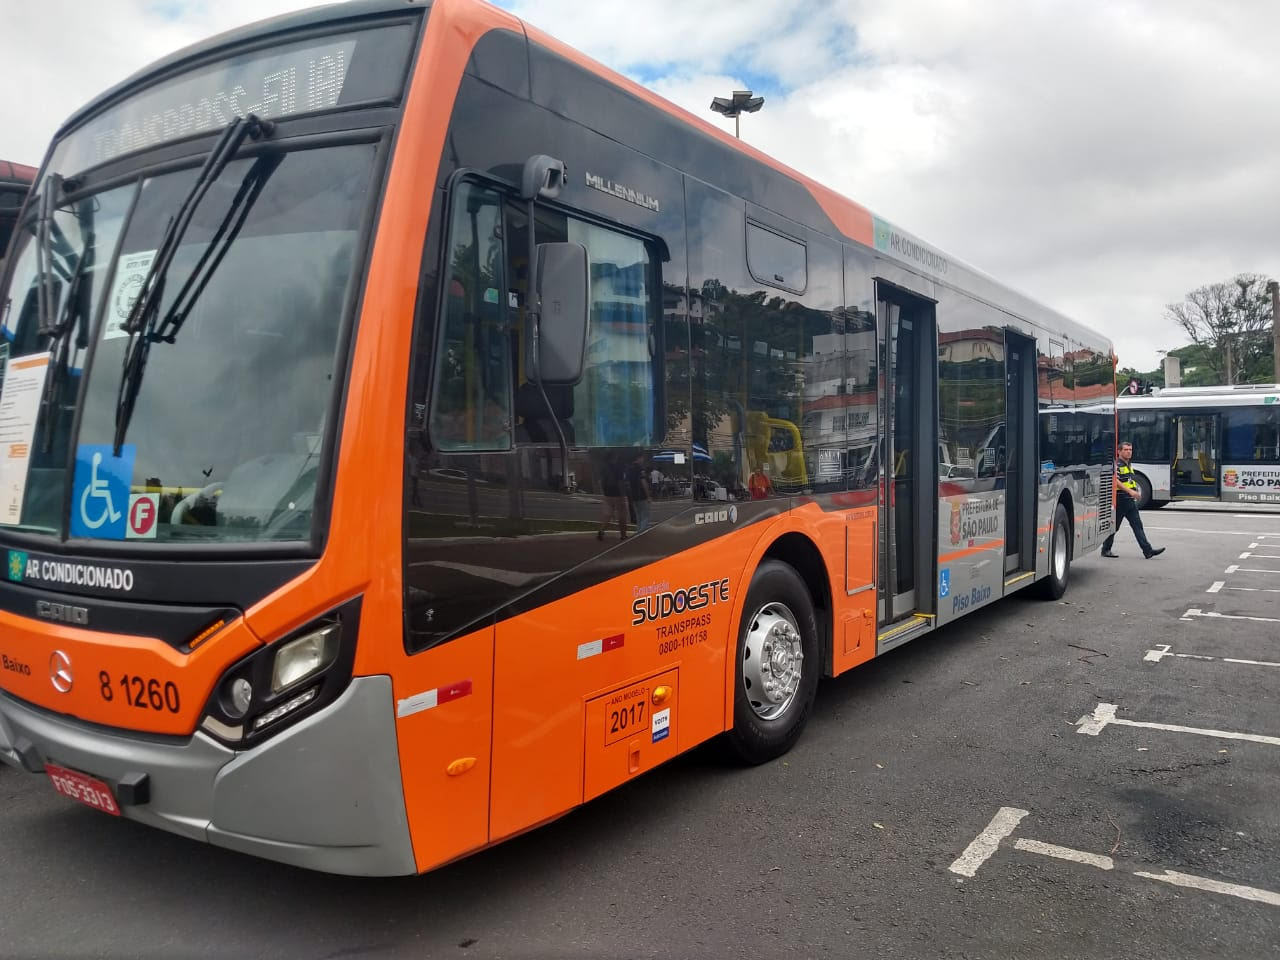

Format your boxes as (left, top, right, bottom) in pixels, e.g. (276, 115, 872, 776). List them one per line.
(199, 598, 361, 747)
(225, 677, 254, 718)
(271, 623, 340, 693)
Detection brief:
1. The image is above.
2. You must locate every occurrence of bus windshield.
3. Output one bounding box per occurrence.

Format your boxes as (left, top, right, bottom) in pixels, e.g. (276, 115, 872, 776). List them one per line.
(0, 143, 377, 543)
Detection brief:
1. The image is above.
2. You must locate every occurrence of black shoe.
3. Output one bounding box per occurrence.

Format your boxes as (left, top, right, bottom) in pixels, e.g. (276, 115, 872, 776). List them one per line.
(1102, 550, 1118, 558)
(1145, 547, 1165, 558)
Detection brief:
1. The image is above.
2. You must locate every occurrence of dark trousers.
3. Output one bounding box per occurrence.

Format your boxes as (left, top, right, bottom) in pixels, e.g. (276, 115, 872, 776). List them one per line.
(1103, 495, 1153, 556)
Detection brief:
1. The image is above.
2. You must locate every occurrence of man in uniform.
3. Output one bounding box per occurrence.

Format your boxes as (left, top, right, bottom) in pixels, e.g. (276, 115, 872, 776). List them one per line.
(1102, 441, 1165, 559)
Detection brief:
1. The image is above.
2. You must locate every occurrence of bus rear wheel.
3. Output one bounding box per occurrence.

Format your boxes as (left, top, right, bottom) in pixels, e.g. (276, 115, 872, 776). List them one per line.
(1036, 501, 1071, 600)
(726, 560, 820, 765)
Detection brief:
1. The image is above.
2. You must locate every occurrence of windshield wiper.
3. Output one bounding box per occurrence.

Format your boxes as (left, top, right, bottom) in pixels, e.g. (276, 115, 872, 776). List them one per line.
(112, 114, 274, 455)
(33, 174, 75, 338)
(38, 218, 95, 454)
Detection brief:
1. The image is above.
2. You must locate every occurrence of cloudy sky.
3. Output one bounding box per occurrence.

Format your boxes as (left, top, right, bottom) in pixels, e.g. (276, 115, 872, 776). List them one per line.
(4, 0, 1277, 370)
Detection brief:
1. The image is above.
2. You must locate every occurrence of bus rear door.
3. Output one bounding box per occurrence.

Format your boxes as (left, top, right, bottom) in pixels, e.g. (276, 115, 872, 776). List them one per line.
(876, 283, 938, 651)
(1171, 413, 1220, 500)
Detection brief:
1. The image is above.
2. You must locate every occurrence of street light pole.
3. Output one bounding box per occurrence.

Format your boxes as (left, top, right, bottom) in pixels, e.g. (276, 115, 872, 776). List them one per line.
(1269, 279, 1280, 384)
(710, 89, 764, 139)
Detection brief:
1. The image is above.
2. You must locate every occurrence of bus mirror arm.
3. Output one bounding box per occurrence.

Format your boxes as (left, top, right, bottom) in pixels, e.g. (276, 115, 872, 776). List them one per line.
(526, 239, 588, 495)
(520, 154, 581, 494)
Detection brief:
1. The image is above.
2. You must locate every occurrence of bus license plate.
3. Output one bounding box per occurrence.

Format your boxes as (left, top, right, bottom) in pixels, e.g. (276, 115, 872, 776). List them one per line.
(45, 763, 121, 816)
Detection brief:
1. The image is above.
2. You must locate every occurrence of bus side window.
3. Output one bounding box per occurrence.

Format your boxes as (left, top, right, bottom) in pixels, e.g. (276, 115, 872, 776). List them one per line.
(508, 206, 660, 449)
(429, 183, 513, 451)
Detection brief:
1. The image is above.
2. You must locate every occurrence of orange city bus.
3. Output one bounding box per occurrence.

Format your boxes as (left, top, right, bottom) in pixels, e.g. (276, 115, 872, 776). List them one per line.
(0, 0, 1115, 875)
(0, 160, 37, 274)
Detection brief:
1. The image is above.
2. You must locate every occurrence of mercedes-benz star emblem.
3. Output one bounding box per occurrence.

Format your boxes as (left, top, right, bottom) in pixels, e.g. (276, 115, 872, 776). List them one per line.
(50, 650, 73, 694)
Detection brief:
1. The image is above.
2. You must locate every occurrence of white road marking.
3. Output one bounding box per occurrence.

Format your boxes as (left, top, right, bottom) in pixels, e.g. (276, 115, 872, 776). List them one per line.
(960, 807, 1280, 907)
(1144, 527, 1271, 536)
(1234, 567, 1280, 575)
(1249, 542, 1260, 548)
(1014, 838, 1114, 870)
(1225, 564, 1240, 574)
(1239, 552, 1252, 559)
(1076, 702, 1280, 746)
(1251, 554, 1280, 560)
(1145, 644, 1280, 669)
(948, 807, 1028, 877)
(1227, 585, 1280, 594)
(1183, 607, 1280, 623)
(1133, 869, 1280, 907)
(1207, 581, 1224, 593)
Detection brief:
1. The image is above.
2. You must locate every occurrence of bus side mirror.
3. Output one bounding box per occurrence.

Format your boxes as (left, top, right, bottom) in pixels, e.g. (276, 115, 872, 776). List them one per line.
(529, 241, 589, 385)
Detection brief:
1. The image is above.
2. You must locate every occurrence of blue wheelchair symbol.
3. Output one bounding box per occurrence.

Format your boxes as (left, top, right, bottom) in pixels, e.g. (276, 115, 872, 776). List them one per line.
(939, 568, 951, 598)
(70, 445, 135, 540)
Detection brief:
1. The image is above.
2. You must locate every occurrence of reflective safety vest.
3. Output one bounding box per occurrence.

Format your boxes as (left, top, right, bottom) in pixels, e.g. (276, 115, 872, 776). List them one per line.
(1117, 460, 1139, 492)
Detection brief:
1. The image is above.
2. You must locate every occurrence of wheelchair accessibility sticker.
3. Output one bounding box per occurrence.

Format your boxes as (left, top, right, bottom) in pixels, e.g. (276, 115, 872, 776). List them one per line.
(939, 568, 951, 598)
(71, 445, 136, 540)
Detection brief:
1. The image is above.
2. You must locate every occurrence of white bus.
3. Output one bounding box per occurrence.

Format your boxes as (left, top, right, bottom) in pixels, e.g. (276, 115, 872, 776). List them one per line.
(1117, 385, 1280, 507)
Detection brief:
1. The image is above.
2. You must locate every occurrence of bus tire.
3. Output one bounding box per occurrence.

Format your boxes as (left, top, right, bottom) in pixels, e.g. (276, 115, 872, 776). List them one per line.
(1134, 473, 1153, 510)
(1036, 502, 1071, 600)
(726, 560, 820, 765)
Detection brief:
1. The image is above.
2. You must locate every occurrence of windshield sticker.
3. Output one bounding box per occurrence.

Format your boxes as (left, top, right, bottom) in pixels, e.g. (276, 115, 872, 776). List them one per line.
(103, 250, 156, 340)
(127, 494, 159, 539)
(70, 444, 136, 540)
(0, 352, 51, 526)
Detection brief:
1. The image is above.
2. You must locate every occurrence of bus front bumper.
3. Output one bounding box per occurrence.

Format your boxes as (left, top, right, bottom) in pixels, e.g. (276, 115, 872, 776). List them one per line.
(0, 676, 416, 876)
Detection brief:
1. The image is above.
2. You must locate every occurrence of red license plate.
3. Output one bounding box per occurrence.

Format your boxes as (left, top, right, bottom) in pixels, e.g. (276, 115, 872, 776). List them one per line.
(45, 763, 121, 816)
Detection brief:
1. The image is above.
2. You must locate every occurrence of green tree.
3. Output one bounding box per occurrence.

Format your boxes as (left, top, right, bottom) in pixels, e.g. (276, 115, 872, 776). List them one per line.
(1166, 274, 1275, 385)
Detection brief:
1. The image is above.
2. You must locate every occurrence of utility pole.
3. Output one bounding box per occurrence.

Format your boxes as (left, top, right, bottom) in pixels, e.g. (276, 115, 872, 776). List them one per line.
(1269, 279, 1279, 384)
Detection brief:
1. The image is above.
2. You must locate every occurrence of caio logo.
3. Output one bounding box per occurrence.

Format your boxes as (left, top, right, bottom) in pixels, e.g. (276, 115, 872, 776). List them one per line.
(694, 505, 738, 526)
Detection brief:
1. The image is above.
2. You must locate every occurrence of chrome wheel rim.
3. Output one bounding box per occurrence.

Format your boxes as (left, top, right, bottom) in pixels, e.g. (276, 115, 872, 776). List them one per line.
(1053, 520, 1067, 580)
(741, 601, 804, 720)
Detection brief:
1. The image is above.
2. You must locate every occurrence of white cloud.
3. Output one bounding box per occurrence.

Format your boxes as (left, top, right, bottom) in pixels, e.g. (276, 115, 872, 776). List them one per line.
(3, 0, 1276, 371)
(508, 0, 1280, 371)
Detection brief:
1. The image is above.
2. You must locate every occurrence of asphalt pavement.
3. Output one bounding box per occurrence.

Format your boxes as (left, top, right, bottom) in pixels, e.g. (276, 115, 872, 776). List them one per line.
(3, 504, 1279, 960)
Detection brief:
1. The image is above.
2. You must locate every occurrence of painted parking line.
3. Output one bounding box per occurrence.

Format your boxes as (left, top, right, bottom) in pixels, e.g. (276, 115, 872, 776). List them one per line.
(1237, 552, 1280, 562)
(1132, 870, 1280, 907)
(1226, 585, 1280, 594)
(1181, 607, 1280, 624)
(1207, 581, 1225, 593)
(1144, 527, 1280, 536)
(1013, 838, 1114, 870)
(948, 806, 1028, 877)
(1145, 644, 1280, 670)
(1076, 702, 1280, 747)
(952, 806, 1280, 907)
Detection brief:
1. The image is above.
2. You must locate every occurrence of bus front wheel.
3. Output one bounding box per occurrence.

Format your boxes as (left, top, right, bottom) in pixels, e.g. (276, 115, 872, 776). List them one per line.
(726, 560, 820, 765)
(1134, 473, 1153, 510)
(1036, 502, 1071, 600)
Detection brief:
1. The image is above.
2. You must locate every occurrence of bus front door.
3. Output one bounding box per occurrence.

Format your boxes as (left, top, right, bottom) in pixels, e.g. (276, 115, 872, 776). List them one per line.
(1004, 330, 1037, 574)
(1171, 414, 1220, 500)
(876, 284, 938, 645)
